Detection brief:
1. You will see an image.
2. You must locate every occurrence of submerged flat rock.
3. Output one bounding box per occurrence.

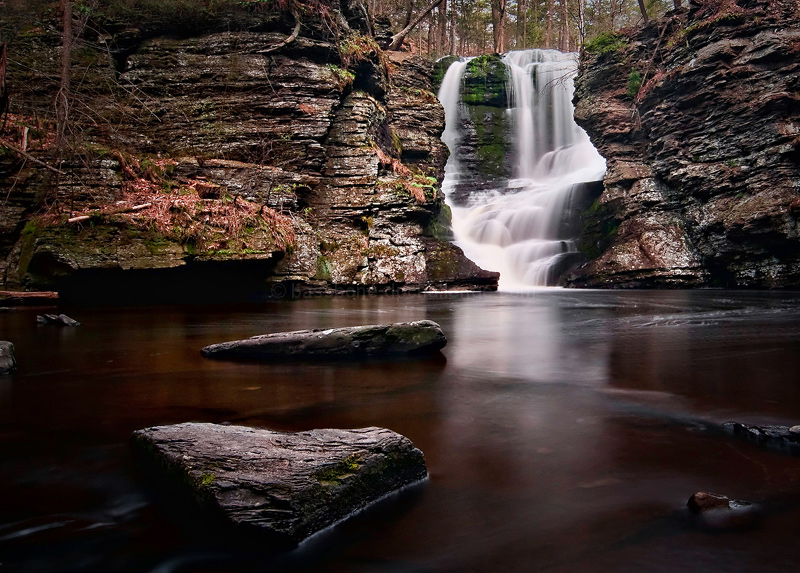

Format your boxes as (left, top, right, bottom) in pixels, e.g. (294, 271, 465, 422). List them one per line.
(200, 320, 446, 361)
(132, 423, 428, 545)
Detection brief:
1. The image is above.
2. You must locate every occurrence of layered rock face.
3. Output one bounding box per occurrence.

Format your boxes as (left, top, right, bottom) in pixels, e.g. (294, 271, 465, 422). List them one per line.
(433, 54, 513, 207)
(569, 0, 800, 288)
(0, 1, 497, 300)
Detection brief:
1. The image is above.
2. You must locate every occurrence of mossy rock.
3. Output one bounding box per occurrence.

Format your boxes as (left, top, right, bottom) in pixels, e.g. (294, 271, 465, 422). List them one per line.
(201, 320, 447, 361)
(431, 55, 460, 91)
(576, 200, 620, 260)
(132, 423, 428, 548)
(468, 105, 510, 179)
(463, 54, 508, 108)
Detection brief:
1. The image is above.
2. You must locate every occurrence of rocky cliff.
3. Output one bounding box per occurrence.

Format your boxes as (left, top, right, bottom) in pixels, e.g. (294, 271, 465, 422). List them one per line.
(0, 0, 497, 302)
(569, 0, 800, 288)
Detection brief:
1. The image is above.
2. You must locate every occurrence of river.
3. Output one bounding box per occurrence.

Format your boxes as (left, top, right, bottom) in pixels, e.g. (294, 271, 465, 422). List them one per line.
(2, 290, 800, 571)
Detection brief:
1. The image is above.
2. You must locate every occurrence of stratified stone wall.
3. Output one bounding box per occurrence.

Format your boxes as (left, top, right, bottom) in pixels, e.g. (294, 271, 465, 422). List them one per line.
(0, 1, 497, 299)
(569, 0, 800, 288)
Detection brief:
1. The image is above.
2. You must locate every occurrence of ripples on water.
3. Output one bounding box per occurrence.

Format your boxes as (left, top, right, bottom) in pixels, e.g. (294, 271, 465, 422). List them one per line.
(2, 290, 800, 571)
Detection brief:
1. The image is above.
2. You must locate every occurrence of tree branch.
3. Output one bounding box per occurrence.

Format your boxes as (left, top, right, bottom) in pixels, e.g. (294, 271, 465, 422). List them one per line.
(0, 138, 66, 176)
(259, 10, 302, 55)
(387, 0, 445, 51)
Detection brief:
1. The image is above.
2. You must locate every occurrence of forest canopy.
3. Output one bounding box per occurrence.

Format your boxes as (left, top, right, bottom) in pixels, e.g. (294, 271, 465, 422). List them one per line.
(1, 0, 680, 57)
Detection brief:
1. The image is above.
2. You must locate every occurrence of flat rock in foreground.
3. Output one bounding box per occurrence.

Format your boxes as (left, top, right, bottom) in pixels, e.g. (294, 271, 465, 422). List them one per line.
(132, 423, 428, 545)
(201, 320, 446, 361)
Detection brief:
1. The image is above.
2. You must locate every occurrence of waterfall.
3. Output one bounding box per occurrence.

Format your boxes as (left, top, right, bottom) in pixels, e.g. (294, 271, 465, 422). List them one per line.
(437, 50, 606, 289)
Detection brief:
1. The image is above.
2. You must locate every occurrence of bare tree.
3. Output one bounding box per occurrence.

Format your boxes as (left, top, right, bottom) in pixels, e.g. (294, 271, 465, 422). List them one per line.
(0, 44, 8, 131)
(637, 0, 649, 23)
(54, 0, 72, 164)
(387, 0, 445, 51)
(575, 0, 585, 46)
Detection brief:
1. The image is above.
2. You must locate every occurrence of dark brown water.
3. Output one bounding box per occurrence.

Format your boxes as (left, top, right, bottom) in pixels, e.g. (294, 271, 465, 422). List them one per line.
(2, 290, 800, 572)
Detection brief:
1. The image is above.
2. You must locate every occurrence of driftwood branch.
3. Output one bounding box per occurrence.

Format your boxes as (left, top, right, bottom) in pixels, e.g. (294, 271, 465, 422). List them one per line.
(259, 10, 302, 55)
(67, 202, 152, 223)
(0, 138, 66, 175)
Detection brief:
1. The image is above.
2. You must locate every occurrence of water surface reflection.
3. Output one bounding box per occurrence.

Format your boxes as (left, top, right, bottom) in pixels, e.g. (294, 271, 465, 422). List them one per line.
(2, 290, 800, 571)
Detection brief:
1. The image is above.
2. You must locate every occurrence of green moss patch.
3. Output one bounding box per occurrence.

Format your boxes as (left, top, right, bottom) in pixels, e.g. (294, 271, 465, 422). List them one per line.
(313, 454, 362, 485)
(584, 32, 628, 56)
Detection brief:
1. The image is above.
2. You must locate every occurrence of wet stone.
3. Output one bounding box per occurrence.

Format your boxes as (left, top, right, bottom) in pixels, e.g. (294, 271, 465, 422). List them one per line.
(201, 320, 447, 361)
(0, 341, 16, 374)
(687, 492, 760, 531)
(36, 314, 81, 327)
(131, 423, 428, 546)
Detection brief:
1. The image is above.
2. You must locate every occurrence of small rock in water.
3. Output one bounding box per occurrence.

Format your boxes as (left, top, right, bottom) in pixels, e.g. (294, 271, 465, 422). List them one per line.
(723, 421, 800, 455)
(687, 492, 760, 530)
(201, 320, 446, 361)
(0, 341, 16, 374)
(36, 313, 81, 327)
(132, 423, 428, 546)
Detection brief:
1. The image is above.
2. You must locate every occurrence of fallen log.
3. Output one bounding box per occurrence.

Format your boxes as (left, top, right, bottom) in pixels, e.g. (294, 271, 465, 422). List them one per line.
(0, 290, 59, 306)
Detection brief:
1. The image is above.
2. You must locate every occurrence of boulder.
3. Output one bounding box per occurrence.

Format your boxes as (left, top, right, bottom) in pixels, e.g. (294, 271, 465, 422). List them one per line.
(132, 423, 428, 546)
(0, 341, 16, 374)
(687, 492, 760, 530)
(36, 313, 81, 327)
(201, 320, 446, 361)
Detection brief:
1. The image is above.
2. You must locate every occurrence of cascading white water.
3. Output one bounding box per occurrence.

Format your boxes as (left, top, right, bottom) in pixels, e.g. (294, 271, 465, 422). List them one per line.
(437, 50, 606, 289)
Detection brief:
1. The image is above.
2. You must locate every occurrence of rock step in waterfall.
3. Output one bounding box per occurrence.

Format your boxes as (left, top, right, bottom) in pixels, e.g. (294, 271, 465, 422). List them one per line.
(438, 50, 606, 288)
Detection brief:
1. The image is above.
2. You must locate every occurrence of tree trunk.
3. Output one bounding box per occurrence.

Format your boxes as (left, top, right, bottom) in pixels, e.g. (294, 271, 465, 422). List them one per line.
(638, 0, 649, 23)
(545, 0, 554, 48)
(491, 0, 507, 53)
(560, 0, 569, 52)
(448, 0, 456, 54)
(403, 0, 414, 28)
(52, 0, 72, 210)
(387, 0, 445, 51)
(436, 1, 447, 56)
(55, 0, 72, 158)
